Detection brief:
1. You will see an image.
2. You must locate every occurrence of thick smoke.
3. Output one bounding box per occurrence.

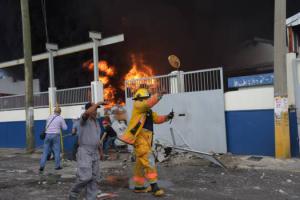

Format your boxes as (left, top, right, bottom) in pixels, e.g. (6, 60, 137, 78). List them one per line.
(0, 0, 300, 91)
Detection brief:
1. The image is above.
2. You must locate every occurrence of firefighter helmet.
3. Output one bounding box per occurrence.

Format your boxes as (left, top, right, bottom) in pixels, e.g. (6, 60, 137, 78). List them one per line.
(133, 88, 150, 100)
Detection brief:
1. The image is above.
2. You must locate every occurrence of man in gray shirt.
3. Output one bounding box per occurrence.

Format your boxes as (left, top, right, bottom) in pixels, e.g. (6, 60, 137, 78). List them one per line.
(69, 101, 104, 200)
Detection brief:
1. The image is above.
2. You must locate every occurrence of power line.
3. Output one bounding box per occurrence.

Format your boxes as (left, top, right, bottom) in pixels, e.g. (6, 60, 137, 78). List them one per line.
(41, 0, 49, 42)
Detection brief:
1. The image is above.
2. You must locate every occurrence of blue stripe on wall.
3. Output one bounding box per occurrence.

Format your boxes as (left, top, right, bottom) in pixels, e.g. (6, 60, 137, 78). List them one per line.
(0, 121, 26, 148)
(226, 109, 275, 156)
(1, 112, 298, 157)
(0, 119, 75, 152)
(226, 109, 299, 157)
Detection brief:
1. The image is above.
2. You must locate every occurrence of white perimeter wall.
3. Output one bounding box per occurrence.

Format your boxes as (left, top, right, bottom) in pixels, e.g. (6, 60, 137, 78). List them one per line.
(0, 105, 85, 122)
(0, 86, 274, 122)
(225, 86, 274, 111)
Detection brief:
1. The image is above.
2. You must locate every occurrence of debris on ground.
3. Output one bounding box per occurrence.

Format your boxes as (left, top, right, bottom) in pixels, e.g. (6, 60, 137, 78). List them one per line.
(277, 189, 288, 195)
(1, 148, 300, 200)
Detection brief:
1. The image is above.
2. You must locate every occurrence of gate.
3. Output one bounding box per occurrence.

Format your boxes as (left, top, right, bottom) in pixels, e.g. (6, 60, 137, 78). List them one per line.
(125, 68, 227, 153)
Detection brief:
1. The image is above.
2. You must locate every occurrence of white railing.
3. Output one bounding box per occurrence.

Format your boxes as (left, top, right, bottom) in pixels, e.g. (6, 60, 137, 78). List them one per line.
(125, 74, 176, 98)
(125, 68, 223, 98)
(0, 94, 26, 110)
(183, 68, 223, 92)
(33, 91, 49, 108)
(0, 85, 91, 111)
(56, 86, 91, 106)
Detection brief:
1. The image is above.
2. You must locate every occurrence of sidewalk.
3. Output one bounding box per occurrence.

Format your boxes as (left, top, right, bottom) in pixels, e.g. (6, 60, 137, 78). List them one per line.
(218, 153, 300, 172)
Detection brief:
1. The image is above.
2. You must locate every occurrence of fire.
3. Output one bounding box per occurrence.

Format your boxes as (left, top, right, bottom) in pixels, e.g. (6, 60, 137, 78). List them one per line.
(123, 54, 156, 91)
(124, 65, 154, 81)
(105, 67, 115, 76)
(82, 54, 156, 108)
(99, 76, 109, 85)
(124, 54, 154, 81)
(104, 85, 116, 100)
(104, 85, 117, 108)
(83, 60, 116, 84)
(82, 60, 118, 107)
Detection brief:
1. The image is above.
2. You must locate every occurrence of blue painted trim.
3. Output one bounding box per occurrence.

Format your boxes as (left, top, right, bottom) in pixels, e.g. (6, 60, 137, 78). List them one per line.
(226, 109, 275, 156)
(226, 109, 299, 157)
(228, 73, 273, 88)
(0, 119, 75, 151)
(0, 112, 298, 157)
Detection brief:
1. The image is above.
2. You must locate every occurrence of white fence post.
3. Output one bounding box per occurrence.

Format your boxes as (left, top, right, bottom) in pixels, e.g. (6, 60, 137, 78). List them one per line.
(48, 87, 56, 113)
(170, 71, 184, 94)
(91, 81, 103, 103)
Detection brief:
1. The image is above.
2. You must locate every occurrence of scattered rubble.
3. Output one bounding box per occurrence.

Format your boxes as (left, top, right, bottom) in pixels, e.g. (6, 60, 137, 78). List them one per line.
(286, 179, 292, 183)
(277, 189, 288, 195)
(260, 172, 265, 179)
(253, 186, 261, 190)
(0, 148, 300, 200)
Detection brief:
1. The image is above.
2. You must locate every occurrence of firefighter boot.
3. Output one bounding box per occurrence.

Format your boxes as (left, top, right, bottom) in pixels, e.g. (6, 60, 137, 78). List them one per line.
(134, 186, 152, 193)
(151, 183, 165, 197)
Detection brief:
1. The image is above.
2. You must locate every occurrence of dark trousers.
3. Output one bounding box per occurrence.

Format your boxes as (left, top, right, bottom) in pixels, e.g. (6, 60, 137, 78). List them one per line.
(72, 135, 79, 160)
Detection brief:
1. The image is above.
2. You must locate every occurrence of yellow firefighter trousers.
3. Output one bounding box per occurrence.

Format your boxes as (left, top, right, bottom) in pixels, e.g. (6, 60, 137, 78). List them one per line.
(133, 129, 158, 188)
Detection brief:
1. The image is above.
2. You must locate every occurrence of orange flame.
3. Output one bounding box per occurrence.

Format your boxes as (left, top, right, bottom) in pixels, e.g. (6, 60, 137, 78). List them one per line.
(82, 60, 119, 107)
(98, 61, 109, 72)
(104, 85, 117, 108)
(99, 76, 109, 85)
(106, 67, 115, 77)
(123, 54, 156, 92)
(124, 64, 154, 81)
(124, 54, 154, 81)
(83, 60, 116, 84)
(82, 54, 156, 108)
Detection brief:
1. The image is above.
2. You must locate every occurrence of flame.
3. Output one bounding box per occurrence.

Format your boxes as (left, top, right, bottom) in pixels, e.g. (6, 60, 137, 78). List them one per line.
(82, 59, 119, 108)
(83, 60, 116, 84)
(105, 67, 115, 77)
(124, 64, 154, 81)
(123, 54, 156, 92)
(99, 76, 109, 85)
(82, 54, 156, 108)
(98, 61, 109, 71)
(104, 85, 117, 108)
(124, 54, 154, 81)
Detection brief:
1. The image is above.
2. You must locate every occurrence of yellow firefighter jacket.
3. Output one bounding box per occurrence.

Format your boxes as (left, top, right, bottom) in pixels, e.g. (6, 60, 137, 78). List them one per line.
(119, 94, 167, 145)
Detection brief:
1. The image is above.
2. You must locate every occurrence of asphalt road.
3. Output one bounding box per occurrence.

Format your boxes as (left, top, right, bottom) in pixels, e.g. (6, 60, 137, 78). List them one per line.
(0, 150, 300, 200)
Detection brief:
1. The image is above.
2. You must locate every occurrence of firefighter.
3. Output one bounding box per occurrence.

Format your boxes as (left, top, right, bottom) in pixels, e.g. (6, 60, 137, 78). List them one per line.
(119, 87, 174, 197)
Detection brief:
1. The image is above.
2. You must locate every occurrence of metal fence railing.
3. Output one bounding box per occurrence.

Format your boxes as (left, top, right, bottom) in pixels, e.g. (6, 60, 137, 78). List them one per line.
(56, 86, 91, 106)
(183, 68, 223, 92)
(0, 85, 91, 111)
(125, 68, 223, 99)
(0, 91, 49, 111)
(34, 91, 49, 108)
(0, 94, 26, 110)
(125, 74, 176, 98)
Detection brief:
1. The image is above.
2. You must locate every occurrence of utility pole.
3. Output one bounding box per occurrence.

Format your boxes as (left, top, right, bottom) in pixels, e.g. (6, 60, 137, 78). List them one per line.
(89, 31, 104, 103)
(274, 0, 290, 158)
(46, 43, 58, 113)
(20, 0, 35, 153)
(88, 31, 124, 103)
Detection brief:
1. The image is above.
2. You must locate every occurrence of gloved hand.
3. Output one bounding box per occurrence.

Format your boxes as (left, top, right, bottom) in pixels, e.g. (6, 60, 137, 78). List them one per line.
(167, 111, 174, 120)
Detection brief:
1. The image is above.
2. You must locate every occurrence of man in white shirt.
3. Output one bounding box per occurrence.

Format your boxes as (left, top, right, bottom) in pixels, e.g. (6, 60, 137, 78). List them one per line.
(39, 107, 67, 172)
